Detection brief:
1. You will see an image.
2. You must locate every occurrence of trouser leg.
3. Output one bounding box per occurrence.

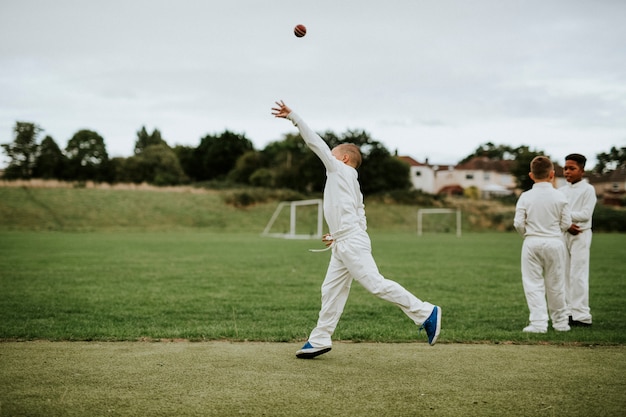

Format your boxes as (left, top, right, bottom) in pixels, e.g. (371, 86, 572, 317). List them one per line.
(543, 240, 569, 328)
(307, 255, 352, 347)
(565, 232, 593, 323)
(337, 235, 434, 325)
(521, 241, 548, 330)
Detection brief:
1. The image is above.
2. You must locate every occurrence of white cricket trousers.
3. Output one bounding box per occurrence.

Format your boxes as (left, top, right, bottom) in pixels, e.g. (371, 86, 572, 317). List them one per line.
(564, 231, 593, 323)
(307, 230, 434, 347)
(521, 236, 569, 330)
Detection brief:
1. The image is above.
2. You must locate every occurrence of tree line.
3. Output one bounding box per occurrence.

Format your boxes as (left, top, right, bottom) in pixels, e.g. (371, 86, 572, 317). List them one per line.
(0, 122, 411, 195)
(3, 121, 624, 194)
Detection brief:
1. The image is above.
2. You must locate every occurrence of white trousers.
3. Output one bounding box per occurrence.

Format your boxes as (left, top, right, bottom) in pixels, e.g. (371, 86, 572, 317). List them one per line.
(564, 231, 593, 323)
(521, 237, 569, 330)
(307, 230, 434, 347)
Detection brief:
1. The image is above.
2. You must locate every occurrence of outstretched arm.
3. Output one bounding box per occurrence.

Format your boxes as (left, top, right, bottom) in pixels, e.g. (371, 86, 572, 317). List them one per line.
(271, 100, 338, 172)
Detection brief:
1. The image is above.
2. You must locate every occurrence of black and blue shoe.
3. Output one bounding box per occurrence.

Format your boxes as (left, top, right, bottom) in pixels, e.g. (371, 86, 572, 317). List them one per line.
(295, 341, 332, 359)
(420, 306, 442, 346)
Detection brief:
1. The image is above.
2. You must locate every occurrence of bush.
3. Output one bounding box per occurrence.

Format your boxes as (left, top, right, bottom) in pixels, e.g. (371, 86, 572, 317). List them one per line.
(593, 204, 626, 232)
(367, 189, 444, 206)
(221, 188, 310, 207)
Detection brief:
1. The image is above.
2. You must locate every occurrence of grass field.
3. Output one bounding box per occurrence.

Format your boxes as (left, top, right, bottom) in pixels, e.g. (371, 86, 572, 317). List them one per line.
(2, 341, 624, 417)
(1, 231, 625, 344)
(1, 186, 625, 416)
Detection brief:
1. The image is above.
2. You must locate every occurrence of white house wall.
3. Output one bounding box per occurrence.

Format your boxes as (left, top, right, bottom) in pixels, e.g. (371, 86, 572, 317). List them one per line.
(409, 166, 436, 193)
(408, 165, 517, 195)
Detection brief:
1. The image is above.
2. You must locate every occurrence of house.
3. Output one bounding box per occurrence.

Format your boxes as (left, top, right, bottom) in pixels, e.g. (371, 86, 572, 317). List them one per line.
(588, 165, 626, 206)
(398, 155, 572, 198)
(452, 157, 517, 198)
(399, 156, 517, 198)
(397, 156, 437, 194)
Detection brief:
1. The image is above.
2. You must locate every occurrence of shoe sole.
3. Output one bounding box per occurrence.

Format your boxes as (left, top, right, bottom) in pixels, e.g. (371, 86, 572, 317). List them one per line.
(523, 328, 547, 333)
(429, 306, 442, 346)
(296, 347, 332, 359)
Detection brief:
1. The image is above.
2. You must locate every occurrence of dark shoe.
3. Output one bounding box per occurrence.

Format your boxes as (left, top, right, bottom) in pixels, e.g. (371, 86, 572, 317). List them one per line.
(296, 341, 332, 359)
(569, 316, 592, 327)
(420, 306, 442, 346)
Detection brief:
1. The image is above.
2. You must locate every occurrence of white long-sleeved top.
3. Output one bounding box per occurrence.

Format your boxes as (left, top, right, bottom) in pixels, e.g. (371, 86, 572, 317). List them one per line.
(559, 179, 596, 231)
(514, 182, 571, 238)
(287, 112, 367, 235)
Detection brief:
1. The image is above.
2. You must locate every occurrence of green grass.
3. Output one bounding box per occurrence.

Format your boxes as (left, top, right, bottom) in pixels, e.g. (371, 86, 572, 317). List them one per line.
(1, 342, 624, 417)
(1, 231, 624, 344)
(0, 186, 278, 232)
(1, 186, 626, 416)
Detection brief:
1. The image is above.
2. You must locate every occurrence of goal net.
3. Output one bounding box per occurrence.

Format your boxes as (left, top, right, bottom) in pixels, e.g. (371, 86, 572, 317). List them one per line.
(417, 208, 462, 237)
(262, 199, 324, 239)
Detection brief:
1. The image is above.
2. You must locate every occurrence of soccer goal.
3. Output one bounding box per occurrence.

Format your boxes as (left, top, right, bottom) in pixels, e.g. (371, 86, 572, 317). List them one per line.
(417, 208, 462, 237)
(261, 199, 324, 239)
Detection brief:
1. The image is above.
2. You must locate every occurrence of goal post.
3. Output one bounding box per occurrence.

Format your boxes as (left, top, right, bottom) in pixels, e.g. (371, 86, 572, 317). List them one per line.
(417, 208, 462, 237)
(261, 199, 324, 239)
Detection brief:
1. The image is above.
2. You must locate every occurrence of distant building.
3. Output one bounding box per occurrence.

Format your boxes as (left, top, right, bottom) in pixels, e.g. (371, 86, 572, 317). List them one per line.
(397, 156, 437, 194)
(398, 155, 518, 198)
(588, 165, 626, 206)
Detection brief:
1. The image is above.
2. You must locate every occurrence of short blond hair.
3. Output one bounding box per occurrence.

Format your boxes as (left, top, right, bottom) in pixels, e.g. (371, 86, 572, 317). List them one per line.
(530, 156, 553, 180)
(334, 143, 362, 168)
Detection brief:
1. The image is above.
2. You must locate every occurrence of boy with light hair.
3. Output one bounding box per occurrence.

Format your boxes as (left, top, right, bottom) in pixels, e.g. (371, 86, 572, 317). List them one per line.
(272, 100, 441, 358)
(514, 156, 572, 333)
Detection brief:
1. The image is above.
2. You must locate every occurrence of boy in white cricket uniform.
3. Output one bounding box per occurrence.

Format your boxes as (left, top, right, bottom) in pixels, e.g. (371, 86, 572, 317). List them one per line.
(272, 101, 441, 358)
(560, 153, 596, 327)
(514, 156, 572, 333)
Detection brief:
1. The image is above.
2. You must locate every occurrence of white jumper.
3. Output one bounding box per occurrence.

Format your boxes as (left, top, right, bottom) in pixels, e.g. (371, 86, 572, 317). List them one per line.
(288, 111, 435, 347)
(514, 182, 572, 331)
(559, 179, 596, 324)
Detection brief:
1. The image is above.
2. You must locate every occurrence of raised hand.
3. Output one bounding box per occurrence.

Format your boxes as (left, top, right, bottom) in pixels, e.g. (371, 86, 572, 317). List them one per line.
(271, 100, 292, 118)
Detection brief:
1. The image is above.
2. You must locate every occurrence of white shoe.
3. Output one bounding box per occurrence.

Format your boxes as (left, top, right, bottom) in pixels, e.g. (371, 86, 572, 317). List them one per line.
(523, 325, 547, 334)
(553, 324, 571, 332)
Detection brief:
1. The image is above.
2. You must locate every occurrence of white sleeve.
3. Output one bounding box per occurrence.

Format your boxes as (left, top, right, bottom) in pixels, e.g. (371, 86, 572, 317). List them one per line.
(513, 197, 526, 236)
(560, 201, 572, 232)
(570, 187, 596, 223)
(287, 112, 338, 172)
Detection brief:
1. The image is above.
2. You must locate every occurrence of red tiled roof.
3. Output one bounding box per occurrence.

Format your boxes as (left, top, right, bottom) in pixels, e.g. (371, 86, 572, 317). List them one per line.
(397, 156, 426, 167)
(455, 156, 515, 173)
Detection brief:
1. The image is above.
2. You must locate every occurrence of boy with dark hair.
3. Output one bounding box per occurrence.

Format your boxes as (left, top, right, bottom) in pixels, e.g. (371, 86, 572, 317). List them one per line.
(560, 153, 597, 327)
(272, 100, 441, 358)
(514, 156, 572, 333)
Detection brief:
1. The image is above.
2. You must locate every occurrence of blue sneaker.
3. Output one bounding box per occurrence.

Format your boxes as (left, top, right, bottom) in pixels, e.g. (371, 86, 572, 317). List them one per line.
(295, 341, 332, 359)
(420, 306, 442, 346)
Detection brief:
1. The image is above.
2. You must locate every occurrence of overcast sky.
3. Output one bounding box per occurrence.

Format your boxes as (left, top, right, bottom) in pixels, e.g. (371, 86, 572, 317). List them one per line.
(1, 0, 625, 169)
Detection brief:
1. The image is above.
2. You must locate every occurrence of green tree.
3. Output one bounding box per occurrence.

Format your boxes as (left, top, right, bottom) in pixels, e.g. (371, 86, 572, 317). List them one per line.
(130, 144, 188, 185)
(509, 146, 546, 191)
(459, 142, 516, 163)
(322, 129, 410, 195)
(33, 135, 67, 179)
(191, 130, 254, 181)
(261, 133, 322, 192)
(228, 150, 266, 184)
(249, 167, 274, 187)
(134, 127, 166, 155)
(172, 145, 195, 179)
(65, 129, 109, 181)
(594, 146, 626, 174)
(257, 129, 409, 195)
(1, 122, 42, 179)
